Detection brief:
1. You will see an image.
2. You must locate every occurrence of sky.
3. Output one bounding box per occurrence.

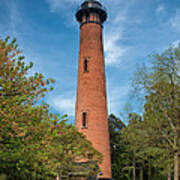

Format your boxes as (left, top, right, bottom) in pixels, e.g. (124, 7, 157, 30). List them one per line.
(0, 0, 180, 122)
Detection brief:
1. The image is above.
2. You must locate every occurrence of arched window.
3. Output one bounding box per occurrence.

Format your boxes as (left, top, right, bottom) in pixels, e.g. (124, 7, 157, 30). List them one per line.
(84, 59, 88, 72)
(82, 112, 87, 127)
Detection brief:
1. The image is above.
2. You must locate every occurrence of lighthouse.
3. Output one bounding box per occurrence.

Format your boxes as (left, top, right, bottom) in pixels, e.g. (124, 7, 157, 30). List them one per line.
(75, 0, 112, 179)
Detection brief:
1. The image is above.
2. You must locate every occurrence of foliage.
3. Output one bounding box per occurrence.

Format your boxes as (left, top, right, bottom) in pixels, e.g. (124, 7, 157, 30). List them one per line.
(110, 44, 180, 180)
(0, 37, 102, 179)
(108, 114, 128, 180)
(134, 44, 180, 180)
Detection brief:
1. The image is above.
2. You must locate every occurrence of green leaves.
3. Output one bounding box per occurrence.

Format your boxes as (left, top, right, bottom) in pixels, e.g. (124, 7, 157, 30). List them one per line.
(0, 37, 102, 179)
(131, 44, 180, 179)
(110, 44, 180, 179)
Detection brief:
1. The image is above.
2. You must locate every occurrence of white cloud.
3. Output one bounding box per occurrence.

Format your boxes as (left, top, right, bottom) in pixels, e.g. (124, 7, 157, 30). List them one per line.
(51, 94, 75, 116)
(104, 11, 129, 66)
(104, 33, 127, 65)
(156, 4, 165, 14)
(170, 9, 180, 32)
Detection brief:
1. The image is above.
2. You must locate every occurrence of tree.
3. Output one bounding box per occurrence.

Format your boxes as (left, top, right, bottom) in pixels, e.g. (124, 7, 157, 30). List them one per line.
(133, 44, 180, 180)
(109, 113, 141, 180)
(122, 113, 149, 180)
(108, 114, 126, 180)
(0, 37, 102, 179)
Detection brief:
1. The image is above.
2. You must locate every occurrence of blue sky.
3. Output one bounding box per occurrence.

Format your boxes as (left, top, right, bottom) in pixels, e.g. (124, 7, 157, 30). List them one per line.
(0, 0, 180, 122)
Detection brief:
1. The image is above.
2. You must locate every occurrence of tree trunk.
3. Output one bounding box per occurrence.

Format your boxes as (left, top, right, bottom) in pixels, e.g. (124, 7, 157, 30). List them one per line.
(148, 161, 151, 180)
(168, 164, 171, 180)
(133, 159, 136, 180)
(140, 167, 143, 180)
(174, 150, 179, 180)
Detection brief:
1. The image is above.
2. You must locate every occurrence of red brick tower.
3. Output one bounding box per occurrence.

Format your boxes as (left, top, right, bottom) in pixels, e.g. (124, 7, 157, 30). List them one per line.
(75, 0, 112, 179)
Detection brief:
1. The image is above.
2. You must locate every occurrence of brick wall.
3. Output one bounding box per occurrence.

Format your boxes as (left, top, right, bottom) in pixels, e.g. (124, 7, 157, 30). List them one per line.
(75, 22, 112, 179)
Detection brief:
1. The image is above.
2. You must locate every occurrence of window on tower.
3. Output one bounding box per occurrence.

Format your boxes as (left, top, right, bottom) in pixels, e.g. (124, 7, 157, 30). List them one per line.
(84, 59, 88, 72)
(82, 112, 87, 128)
